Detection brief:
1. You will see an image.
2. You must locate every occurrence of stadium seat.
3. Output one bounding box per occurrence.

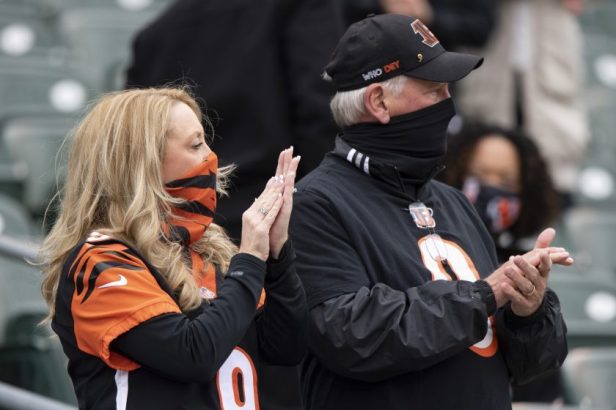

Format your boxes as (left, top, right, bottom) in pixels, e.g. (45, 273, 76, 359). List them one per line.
(0, 0, 51, 18)
(0, 56, 92, 121)
(59, 0, 173, 10)
(3, 115, 75, 216)
(0, 312, 76, 405)
(585, 101, 616, 160)
(549, 268, 616, 348)
(512, 404, 582, 410)
(0, 152, 26, 203)
(0, 13, 63, 58)
(0, 232, 75, 405)
(573, 164, 616, 209)
(561, 347, 616, 409)
(564, 208, 616, 274)
(1, 0, 173, 18)
(0, 257, 45, 346)
(0, 193, 32, 238)
(0, 58, 88, 211)
(579, 2, 616, 38)
(57, 3, 168, 92)
(582, 34, 616, 91)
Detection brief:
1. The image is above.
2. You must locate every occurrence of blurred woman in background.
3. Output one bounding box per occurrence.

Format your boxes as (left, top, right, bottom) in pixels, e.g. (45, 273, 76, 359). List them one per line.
(440, 122, 560, 262)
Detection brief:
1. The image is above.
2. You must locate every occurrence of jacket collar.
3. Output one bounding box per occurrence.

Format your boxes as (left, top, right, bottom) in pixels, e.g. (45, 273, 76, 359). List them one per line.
(332, 136, 442, 198)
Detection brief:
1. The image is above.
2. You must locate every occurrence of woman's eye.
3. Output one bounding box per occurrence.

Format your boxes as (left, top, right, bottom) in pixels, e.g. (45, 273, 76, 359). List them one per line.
(192, 142, 203, 150)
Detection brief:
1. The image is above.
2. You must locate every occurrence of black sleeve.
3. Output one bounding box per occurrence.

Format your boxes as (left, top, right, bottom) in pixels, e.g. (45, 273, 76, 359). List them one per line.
(290, 190, 371, 308)
(495, 289, 568, 384)
(283, 0, 344, 174)
(111, 253, 265, 383)
(308, 280, 495, 382)
(257, 240, 308, 365)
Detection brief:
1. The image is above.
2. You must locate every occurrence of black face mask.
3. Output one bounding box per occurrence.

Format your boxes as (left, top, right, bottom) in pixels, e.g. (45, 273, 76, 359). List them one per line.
(463, 177, 521, 235)
(341, 98, 456, 184)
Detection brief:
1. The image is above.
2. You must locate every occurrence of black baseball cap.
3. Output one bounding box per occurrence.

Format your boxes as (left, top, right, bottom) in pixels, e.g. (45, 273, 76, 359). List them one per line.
(325, 14, 484, 91)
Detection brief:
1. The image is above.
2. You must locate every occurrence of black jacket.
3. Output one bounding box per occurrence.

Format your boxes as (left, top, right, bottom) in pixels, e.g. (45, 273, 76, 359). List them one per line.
(289, 139, 567, 410)
(52, 238, 307, 409)
(125, 0, 343, 241)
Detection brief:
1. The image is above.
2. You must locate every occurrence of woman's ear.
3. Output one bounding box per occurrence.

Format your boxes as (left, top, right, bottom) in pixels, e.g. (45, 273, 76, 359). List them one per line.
(363, 83, 391, 124)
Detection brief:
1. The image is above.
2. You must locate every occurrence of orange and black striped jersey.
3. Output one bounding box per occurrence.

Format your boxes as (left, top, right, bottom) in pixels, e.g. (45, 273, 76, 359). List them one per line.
(52, 237, 307, 410)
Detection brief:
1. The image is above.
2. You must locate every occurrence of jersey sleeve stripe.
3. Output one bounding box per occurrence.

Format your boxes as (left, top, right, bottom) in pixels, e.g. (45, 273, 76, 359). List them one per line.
(68, 244, 94, 281)
(80, 261, 144, 303)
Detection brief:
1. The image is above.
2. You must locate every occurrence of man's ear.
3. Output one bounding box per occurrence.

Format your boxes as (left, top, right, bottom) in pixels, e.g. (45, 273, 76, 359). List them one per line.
(363, 83, 391, 124)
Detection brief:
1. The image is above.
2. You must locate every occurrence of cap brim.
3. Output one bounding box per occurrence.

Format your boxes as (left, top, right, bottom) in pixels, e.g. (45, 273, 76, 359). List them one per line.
(406, 51, 483, 83)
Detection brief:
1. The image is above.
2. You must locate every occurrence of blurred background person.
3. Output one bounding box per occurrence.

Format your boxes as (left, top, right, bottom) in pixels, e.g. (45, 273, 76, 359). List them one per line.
(439, 122, 561, 264)
(454, 0, 590, 211)
(340, 0, 496, 50)
(438, 121, 564, 403)
(125, 0, 344, 243)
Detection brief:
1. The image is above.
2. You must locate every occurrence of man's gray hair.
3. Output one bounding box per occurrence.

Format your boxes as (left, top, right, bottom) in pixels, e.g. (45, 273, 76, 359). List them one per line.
(324, 73, 408, 127)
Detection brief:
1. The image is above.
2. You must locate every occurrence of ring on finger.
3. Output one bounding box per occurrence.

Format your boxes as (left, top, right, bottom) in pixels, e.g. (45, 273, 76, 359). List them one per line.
(522, 283, 536, 297)
(258, 206, 269, 215)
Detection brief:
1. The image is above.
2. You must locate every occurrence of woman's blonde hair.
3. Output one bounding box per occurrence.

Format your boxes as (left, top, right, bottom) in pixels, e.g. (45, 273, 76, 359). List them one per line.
(40, 87, 237, 320)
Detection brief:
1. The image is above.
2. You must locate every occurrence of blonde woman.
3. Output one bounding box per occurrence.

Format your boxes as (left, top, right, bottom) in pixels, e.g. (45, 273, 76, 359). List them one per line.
(40, 87, 306, 409)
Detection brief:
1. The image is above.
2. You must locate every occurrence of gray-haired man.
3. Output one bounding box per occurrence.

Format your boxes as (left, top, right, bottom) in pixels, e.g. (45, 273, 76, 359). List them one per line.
(290, 13, 572, 410)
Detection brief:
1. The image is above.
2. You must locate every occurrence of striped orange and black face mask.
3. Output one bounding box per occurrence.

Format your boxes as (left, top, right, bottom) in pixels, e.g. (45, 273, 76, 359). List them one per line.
(164, 152, 219, 296)
(164, 152, 218, 248)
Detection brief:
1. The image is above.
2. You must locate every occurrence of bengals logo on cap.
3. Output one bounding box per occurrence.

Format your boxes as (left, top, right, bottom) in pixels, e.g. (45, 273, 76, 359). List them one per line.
(410, 19, 439, 47)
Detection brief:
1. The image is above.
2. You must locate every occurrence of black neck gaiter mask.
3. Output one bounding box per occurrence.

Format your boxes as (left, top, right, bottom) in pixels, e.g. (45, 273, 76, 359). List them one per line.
(341, 98, 456, 184)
